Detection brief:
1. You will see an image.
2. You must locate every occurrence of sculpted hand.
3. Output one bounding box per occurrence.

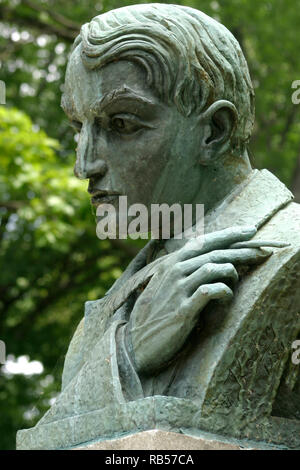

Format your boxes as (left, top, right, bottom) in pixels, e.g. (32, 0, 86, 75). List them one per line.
(127, 226, 287, 374)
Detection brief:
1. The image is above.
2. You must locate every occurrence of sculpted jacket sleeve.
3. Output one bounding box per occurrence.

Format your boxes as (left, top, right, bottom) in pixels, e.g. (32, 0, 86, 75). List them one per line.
(120, 270, 185, 375)
(117, 263, 200, 379)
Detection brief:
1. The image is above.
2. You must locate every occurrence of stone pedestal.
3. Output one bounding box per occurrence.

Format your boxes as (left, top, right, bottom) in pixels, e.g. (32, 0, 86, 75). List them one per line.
(71, 429, 264, 450)
(18, 396, 296, 449)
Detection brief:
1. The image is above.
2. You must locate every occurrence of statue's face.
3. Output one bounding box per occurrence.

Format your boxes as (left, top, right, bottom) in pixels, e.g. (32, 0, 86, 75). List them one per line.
(63, 49, 205, 222)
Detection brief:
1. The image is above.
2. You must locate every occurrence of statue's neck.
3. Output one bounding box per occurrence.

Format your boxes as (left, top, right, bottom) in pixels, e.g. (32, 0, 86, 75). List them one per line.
(193, 151, 253, 214)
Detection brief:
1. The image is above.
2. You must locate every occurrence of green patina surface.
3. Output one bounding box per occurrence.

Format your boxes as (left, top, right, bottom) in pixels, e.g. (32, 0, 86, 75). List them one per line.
(17, 4, 300, 450)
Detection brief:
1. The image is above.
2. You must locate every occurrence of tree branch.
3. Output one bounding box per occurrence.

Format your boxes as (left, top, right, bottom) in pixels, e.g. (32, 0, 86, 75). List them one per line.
(21, 0, 81, 31)
(0, 5, 77, 41)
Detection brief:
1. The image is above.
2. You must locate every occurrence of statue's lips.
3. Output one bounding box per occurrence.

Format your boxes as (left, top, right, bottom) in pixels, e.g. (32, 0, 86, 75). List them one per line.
(90, 191, 120, 207)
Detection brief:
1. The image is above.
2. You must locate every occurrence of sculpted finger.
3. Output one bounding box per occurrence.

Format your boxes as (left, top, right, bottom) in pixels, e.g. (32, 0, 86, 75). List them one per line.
(229, 240, 290, 249)
(190, 282, 234, 310)
(184, 262, 238, 293)
(179, 225, 257, 261)
(180, 247, 273, 273)
(208, 248, 273, 265)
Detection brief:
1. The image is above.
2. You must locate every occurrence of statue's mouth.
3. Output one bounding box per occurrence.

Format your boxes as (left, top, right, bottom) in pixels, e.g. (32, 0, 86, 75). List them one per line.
(90, 190, 120, 207)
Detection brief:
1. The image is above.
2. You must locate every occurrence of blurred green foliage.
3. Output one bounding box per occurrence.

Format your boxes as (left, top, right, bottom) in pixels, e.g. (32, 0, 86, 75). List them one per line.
(0, 0, 300, 449)
(0, 106, 138, 449)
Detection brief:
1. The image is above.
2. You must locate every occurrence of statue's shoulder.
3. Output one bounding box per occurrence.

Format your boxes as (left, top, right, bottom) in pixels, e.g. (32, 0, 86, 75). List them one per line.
(259, 199, 300, 256)
(280, 199, 300, 222)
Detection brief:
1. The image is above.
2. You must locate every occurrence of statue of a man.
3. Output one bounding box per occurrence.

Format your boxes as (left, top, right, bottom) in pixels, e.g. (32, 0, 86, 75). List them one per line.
(17, 4, 300, 450)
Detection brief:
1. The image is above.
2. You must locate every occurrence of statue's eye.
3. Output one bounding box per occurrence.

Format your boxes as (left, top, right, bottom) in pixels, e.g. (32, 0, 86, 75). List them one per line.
(111, 114, 142, 134)
(113, 117, 125, 130)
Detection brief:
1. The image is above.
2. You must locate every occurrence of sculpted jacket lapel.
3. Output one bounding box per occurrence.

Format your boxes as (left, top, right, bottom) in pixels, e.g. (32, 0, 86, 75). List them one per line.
(164, 169, 293, 254)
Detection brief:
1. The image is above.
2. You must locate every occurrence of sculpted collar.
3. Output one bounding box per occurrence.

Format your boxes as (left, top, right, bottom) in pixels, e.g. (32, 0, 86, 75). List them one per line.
(163, 169, 293, 256)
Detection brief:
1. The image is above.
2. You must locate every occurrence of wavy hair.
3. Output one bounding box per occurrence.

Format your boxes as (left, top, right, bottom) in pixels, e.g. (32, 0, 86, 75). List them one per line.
(70, 3, 255, 155)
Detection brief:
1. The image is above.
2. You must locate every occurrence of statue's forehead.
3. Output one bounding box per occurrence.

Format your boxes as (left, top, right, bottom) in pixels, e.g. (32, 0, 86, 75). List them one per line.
(62, 50, 159, 119)
(63, 47, 103, 118)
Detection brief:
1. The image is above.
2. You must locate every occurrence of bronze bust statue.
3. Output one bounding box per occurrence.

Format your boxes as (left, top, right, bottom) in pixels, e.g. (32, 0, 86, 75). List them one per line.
(17, 3, 300, 450)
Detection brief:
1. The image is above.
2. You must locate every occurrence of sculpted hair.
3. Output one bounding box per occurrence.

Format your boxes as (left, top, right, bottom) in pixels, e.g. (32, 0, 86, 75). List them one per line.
(71, 3, 255, 155)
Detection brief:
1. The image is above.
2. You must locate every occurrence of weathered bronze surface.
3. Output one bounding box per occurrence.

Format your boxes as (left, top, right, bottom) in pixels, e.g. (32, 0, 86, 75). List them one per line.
(17, 4, 300, 450)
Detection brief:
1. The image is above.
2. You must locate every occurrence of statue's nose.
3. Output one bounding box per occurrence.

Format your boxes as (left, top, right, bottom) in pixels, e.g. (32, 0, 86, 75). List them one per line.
(74, 158, 107, 179)
(74, 121, 108, 179)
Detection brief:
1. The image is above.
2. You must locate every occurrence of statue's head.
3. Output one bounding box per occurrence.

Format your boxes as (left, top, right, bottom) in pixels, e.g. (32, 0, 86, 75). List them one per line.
(62, 3, 255, 220)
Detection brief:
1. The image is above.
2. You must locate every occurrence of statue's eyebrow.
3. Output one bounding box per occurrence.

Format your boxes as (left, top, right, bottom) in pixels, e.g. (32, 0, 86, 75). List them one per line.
(91, 86, 156, 115)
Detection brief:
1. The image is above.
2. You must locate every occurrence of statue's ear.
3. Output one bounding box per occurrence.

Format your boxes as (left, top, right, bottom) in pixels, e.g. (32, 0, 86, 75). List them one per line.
(198, 100, 238, 165)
